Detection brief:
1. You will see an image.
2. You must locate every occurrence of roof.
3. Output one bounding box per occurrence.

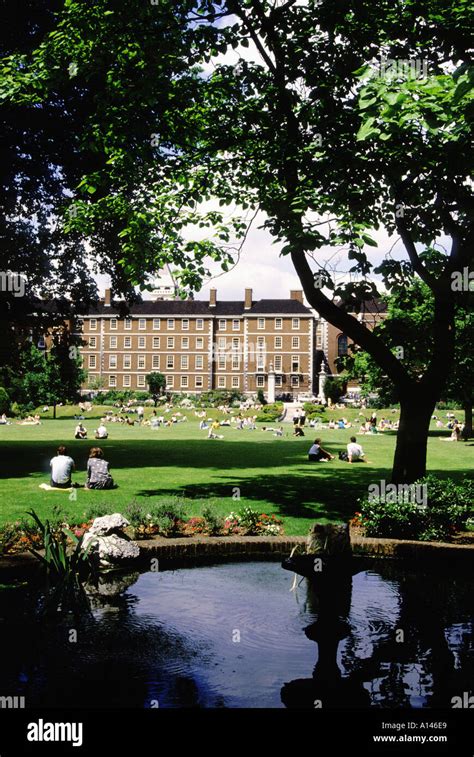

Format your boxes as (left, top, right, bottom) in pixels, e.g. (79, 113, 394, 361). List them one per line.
(84, 298, 312, 317)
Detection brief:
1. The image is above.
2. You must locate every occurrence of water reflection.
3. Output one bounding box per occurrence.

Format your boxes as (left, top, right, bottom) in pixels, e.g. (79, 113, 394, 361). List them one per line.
(282, 563, 473, 709)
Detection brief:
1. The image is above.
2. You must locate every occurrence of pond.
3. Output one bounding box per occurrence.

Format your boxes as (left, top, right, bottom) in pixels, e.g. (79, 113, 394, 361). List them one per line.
(0, 560, 472, 708)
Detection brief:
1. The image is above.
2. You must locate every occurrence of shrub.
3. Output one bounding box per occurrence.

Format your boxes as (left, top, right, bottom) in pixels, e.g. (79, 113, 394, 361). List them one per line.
(257, 388, 266, 405)
(0, 387, 10, 415)
(358, 476, 473, 541)
(303, 402, 326, 420)
(255, 402, 284, 422)
(201, 507, 225, 536)
(149, 500, 186, 537)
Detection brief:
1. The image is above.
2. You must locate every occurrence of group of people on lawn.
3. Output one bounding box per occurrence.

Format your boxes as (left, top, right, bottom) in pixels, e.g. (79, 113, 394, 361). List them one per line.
(50, 445, 114, 490)
(308, 436, 366, 464)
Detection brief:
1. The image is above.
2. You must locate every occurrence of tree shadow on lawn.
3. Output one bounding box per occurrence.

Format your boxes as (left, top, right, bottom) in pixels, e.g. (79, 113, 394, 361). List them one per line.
(136, 462, 392, 522)
(0, 438, 350, 479)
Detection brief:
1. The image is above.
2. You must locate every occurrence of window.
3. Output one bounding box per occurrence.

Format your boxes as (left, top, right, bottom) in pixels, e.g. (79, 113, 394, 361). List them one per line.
(181, 355, 189, 370)
(166, 355, 174, 369)
(257, 318, 265, 330)
(182, 319, 189, 331)
(232, 376, 239, 388)
(291, 375, 299, 387)
(110, 336, 117, 349)
(291, 355, 299, 372)
(195, 355, 204, 370)
(181, 337, 189, 349)
(109, 355, 117, 369)
(232, 338, 240, 370)
(153, 337, 160, 349)
(196, 319, 204, 330)
(137, 375, 146, 388)
(218, 376, 226, 388)
(109, 375, 117, 388)
(292, 336, 300, 349)
(123, 375, 131, 388)
(218, 354, 226, 370)
(138, 355, 145, 369)
(196, 337, 204, 349)
(167, 336, 174, 349)
(257, 336, 265, 348)
(337, 334, 348, 357)
(123, 355, 131, 369)
(274, 355, 282, 371)
(90, 319, 97, 330)
(152, 355, 160, 369)
(232, 319, 240, 331)
(87, 374, 97, 386)
(218, 337, 226, 349)
(153, 318, 160, 330)
(124, 319, 132, 330)
(110, 318, 117, 330)
(275, 375, 282, 387)
(166, 375, 174, 388)
(167, 319, 175, 330)
(316, 325, 323, 349)
(124, 336, 131, 348)
(218, 319, 227, 330)
(139, 318, 146, 330)
(88, 355, 96, 369)
(195, 376, 203, 389)
(275, 318, 282, 330)
(257, 354, 265, 371)
(138, 336, 146, 348)
(274, 336, 282, 349)
(256, 375, 265, 388)
(292, 318, 300, 330)
(181, 376, 189, 389)
(89, 336, 96, 348)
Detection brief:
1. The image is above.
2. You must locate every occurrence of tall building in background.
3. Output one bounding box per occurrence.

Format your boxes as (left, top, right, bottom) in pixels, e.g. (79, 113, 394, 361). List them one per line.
(77, 288, 317, 398)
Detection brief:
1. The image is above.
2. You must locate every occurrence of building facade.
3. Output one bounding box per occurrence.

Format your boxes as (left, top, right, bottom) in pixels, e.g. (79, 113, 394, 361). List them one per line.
(78, 288, 316, 397)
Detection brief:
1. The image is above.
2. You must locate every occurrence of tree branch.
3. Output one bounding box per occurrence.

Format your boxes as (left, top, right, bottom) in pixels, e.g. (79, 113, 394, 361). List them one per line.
(395, 216, 438, 290)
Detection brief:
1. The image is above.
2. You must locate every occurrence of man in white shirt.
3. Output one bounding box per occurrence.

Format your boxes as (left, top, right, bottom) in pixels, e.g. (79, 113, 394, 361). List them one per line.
(137, 406, 144, 423)
(50, 446, 75, 488)
(347, 436, 365, 463)
(95, 423, 108, 439)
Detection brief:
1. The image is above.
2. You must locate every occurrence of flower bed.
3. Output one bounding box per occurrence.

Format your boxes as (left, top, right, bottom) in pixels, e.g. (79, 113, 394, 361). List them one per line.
(0, 503, 284, 556)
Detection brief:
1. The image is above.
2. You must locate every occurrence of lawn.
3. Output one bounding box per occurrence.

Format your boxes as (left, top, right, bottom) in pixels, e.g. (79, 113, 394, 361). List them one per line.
(0, 409, 472, 535)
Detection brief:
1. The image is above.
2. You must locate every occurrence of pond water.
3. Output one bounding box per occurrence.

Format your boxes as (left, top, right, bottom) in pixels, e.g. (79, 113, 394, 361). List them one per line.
(0, 560, 472, 708)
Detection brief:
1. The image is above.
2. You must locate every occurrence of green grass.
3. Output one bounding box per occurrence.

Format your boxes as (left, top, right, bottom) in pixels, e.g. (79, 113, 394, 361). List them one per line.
(0, 409, 472, 535)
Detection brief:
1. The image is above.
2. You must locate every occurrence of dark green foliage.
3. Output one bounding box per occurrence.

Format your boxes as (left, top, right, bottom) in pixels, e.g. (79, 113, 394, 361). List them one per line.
(359, 476, 474, 541)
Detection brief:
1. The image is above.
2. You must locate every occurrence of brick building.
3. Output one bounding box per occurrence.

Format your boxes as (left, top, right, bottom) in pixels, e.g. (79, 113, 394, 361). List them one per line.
(78, 288, 316, 397)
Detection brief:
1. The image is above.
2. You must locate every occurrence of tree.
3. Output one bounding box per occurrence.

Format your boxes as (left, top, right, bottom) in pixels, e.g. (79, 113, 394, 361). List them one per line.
(21, 336, 85, 417)
(2, 1, 473, 482)
(146, 372, 166, 406)
(324, 376, 347, 405)
(345, 279, 474, 437)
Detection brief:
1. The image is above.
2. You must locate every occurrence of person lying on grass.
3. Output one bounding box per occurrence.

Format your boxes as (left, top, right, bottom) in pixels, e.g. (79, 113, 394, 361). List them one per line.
(50, 445, 76, 488)
(85, 447, 115, 490)
(308, 438, 334, 462)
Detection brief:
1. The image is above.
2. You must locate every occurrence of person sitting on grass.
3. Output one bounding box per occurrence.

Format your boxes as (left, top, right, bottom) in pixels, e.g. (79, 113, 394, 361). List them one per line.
(95, 422, 108, 439)
(308, 438, 334, 462)
(347, 436, 366, 463)
(293, 425, 305, 437)
(50, 445, 76, 489)
(208, 420, 224, 439)
(85, 447, 115, 490)
(74, 422, 87, 439)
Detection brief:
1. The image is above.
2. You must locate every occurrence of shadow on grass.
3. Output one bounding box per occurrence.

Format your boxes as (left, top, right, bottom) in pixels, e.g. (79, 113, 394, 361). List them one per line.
(137, 462, 392, 521)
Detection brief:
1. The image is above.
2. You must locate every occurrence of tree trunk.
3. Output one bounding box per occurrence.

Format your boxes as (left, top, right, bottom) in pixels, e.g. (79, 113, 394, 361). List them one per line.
(53, 402, 57, 420)
(391, 395, 436, 484)
(462, 401, 472, 440)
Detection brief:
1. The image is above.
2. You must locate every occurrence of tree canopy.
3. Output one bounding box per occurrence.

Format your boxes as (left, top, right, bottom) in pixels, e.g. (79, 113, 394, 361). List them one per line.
(1, 0, 473, 480)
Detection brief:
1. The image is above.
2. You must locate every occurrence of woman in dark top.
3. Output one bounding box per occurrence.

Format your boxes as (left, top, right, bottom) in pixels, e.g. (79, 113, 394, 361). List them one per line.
(85, 447, 115, 490)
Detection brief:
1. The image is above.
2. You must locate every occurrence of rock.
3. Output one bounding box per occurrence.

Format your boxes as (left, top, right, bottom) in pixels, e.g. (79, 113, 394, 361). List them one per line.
(82, 513, 140, 566)
(306, 523, 351, 555)
(87, 513, 130, 536)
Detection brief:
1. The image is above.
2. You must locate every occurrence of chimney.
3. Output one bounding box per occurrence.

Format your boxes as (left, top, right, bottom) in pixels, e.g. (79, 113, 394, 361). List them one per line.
(290, 290, 303, 303)
(244, 288, 253, 310)
(209, 288, 217, 307)
(104, 288, 112, 307)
